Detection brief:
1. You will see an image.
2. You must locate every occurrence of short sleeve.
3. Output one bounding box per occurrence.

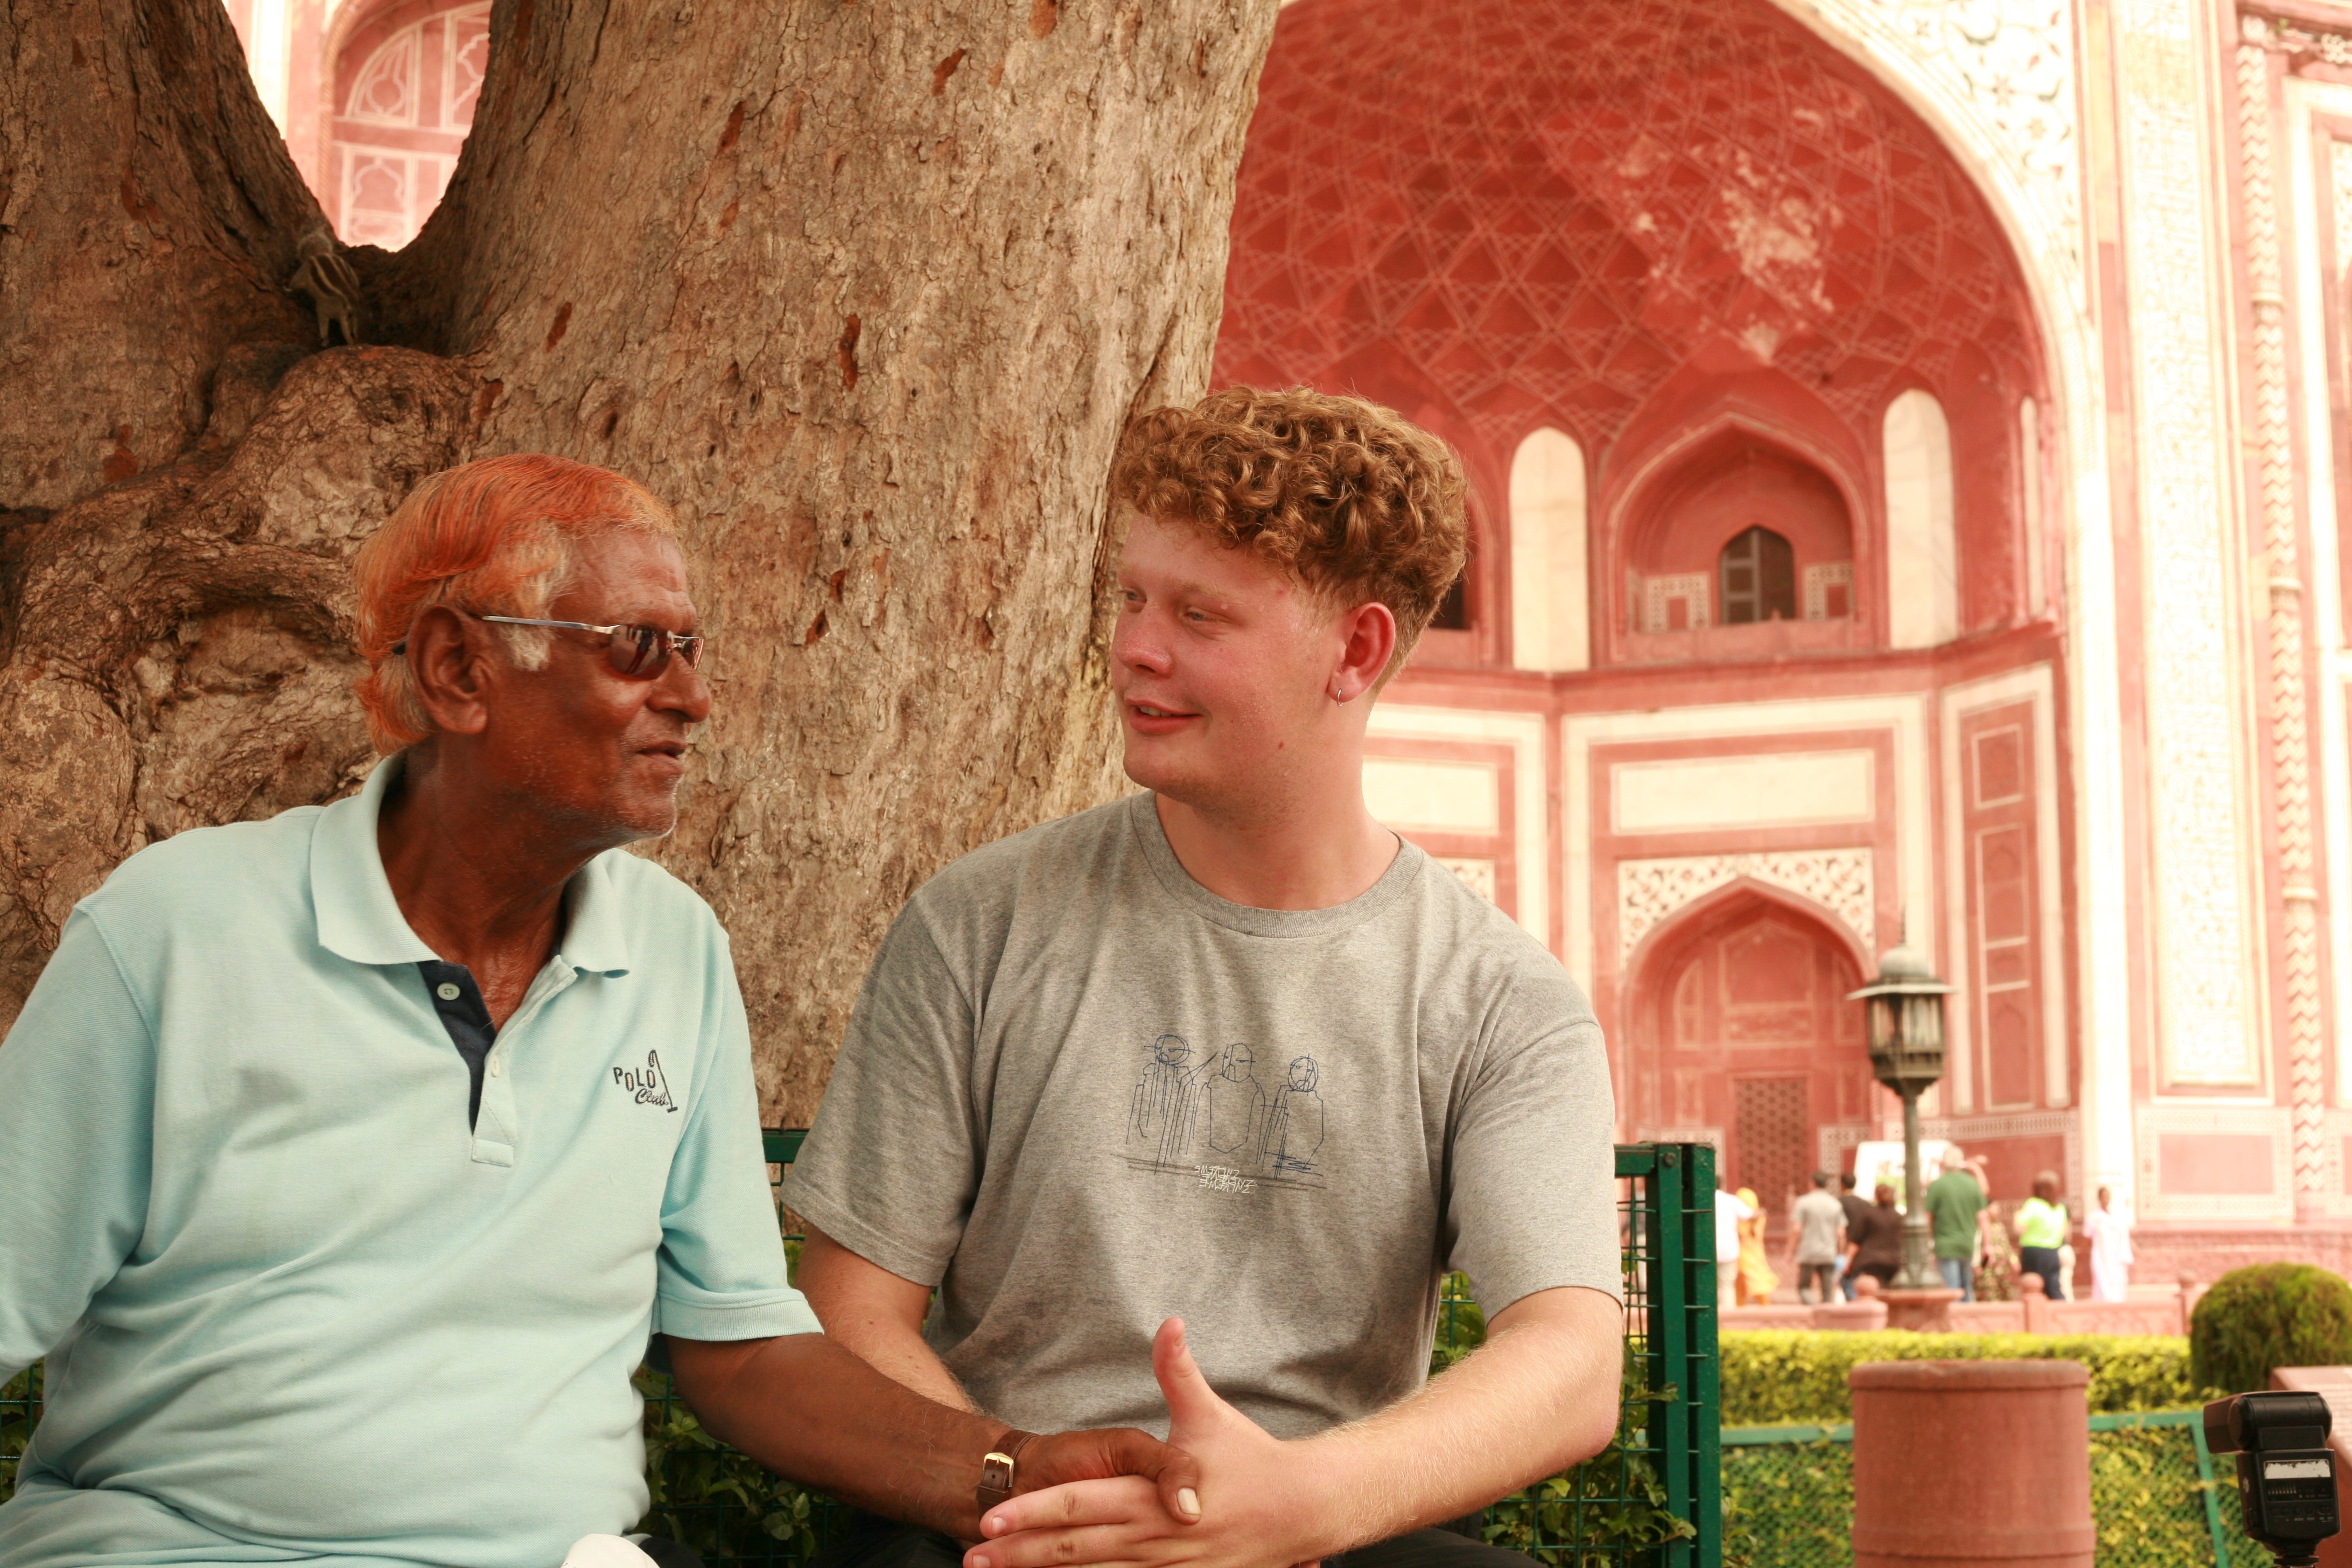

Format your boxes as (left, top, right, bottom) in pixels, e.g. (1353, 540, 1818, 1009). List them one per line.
(778, 904, 978, 1287)
(1443, 980, 1625, 1315)
(0, 907, 158, 1375)
(653, 940, 820, 1342)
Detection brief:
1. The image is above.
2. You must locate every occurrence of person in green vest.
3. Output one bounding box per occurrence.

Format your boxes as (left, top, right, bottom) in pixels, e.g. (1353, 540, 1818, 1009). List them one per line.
(1923, 1145, 1992, 1300)
(2012, 1171, 2073, 1301)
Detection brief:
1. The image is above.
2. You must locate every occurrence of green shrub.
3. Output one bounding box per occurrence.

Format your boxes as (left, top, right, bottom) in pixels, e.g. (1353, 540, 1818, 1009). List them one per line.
(2190, 1263, 2352, 1395)
(1, 1363, 39, 1504)
(1721, 1331, 2197, 1424)
(634, 1368, 830, 1560)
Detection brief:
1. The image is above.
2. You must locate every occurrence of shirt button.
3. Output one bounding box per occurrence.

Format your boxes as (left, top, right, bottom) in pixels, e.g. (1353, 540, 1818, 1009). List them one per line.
(436, 982, 461, 1002)
(491, 1058, 502, 1076)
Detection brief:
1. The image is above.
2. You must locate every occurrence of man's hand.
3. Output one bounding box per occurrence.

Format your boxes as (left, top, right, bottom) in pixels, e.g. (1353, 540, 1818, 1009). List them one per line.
(966, 1289, 1619, 1568)
(965, 1319, 1334, 1568)
(666, 1333, 1201, 1543)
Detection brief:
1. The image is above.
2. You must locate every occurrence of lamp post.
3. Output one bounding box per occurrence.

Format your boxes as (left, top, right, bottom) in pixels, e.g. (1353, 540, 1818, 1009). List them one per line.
(1849, 939, 1955, 1292)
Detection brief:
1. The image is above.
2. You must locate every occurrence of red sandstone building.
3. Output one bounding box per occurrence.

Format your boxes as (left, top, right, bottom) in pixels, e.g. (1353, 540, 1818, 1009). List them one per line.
(227, 0, 2352, 1282)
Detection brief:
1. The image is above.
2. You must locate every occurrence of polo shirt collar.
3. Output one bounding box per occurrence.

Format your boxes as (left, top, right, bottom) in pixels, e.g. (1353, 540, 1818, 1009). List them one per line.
(311, 752, 632, 977)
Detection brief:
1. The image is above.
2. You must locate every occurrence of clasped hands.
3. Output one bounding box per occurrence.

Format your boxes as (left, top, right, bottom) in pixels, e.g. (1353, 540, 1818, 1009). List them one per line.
(970, 1319, 1342, 1568)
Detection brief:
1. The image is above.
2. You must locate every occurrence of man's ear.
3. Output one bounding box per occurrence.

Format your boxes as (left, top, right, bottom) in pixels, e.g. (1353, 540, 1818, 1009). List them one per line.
(1329, 600, 1398, 704)
(404, 604, 499, 738)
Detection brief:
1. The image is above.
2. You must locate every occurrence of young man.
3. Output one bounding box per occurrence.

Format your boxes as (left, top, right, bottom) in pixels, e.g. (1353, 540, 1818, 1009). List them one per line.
(783, 388, 1625, 1568)
(1923, 1145, 1992, 1301)
(1834, 1172, 1871, 1300)
(0, 457, 1195, 1568)
(1787, 1172, 1846, 1305)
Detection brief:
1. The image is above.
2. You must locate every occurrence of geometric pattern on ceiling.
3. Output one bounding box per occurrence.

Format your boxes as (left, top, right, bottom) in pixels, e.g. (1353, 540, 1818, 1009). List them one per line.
(1212, 0, 2042, 460)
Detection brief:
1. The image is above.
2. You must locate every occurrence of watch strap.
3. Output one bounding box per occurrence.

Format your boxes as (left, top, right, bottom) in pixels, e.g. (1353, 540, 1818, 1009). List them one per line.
(975, 1429, 1040, 1514)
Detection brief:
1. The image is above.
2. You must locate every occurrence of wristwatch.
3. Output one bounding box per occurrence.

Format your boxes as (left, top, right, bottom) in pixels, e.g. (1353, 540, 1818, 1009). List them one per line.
(976, 1430, 1040, 1514)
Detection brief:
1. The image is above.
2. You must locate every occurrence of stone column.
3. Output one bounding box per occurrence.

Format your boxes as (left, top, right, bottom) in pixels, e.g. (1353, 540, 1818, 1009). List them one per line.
(1851, 1360, 2092, 1568)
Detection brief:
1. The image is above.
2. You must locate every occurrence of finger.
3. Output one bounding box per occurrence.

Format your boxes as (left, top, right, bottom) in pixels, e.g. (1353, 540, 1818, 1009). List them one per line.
(967, 1522, 1161, 1568)
(980, 1476, 1158, 1539)
(1093, 1424, 1203, 1525)
(1151, 1318, 1225, 1439)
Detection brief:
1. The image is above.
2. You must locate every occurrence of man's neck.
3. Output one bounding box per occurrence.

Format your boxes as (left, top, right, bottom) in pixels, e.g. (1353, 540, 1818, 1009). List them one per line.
(376, 750, 606, 983)
(1153, 788, 1398, 912)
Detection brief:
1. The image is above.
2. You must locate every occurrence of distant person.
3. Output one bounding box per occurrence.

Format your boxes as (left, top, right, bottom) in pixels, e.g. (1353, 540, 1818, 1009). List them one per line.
(1788, 1172, 1847, 1305)
(2013, 1171, 2071, 1300)
(1716, 1180, 1755, 1311)
(1845, 1182, 1905, 1290)
(1924, 1145, 1992, 1300)
(1835, 1172, 1872, 1300)
(2085, 1185, 2134, 1302)
(1735, 1186, 1778, 1306)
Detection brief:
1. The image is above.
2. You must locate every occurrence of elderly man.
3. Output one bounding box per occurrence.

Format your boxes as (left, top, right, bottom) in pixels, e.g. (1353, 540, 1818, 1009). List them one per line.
(0, 456, 1196, 1568)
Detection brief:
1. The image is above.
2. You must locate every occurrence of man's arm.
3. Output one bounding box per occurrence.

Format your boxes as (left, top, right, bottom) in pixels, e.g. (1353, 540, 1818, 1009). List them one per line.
(798, 1223, 975, 1411)
(962, 1290, 1622, 1568)
(0, 907, 156, 1375)
(667, 1333, 1199, 1543)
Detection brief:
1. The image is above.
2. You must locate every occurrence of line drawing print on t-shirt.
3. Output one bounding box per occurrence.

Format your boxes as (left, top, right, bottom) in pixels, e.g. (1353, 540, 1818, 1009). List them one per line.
(1261, 1055, 1325, 1174)
(1130, 1033, 1195, 1149)
(1123, 1033, 1332, 1190)
(1199, 1042, 1267, 1161)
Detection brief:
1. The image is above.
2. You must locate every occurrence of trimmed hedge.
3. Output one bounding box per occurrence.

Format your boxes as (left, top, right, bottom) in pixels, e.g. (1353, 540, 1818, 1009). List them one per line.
(1723, 1330, 2199, 1425)
(2191, 1263, 2352, 1396)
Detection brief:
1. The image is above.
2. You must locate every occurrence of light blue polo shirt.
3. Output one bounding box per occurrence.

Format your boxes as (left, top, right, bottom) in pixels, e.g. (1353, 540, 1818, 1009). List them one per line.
(0, 754, 819, 1568)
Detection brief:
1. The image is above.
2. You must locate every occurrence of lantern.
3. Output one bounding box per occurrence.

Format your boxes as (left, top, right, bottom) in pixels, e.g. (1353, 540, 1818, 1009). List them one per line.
(1849, 940, 1955, 1292)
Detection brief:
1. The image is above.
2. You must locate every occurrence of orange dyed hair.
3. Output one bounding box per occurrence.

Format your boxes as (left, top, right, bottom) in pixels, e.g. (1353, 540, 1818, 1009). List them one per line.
(1109, 386, 1468, 682)
(352, 454, 677, 752)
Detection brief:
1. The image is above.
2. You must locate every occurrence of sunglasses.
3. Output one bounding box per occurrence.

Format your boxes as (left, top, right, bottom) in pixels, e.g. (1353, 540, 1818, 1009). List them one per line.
(392, 612, 708, 678)
(477, 615, 706, 677)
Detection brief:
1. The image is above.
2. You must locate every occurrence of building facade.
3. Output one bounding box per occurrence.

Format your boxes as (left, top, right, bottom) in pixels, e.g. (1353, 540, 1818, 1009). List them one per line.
(1215, 0, 2352, 1284)
(229, 0, 2352, 1280)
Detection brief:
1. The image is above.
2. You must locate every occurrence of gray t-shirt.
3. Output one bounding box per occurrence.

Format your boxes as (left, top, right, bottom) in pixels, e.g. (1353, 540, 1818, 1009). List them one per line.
(1791, 1189, 1845, 1264)
(782, 793, 1620, 1440)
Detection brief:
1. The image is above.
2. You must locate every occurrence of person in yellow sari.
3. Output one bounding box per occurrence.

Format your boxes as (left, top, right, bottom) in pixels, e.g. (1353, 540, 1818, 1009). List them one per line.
(1735, 1186, 1779, 1305)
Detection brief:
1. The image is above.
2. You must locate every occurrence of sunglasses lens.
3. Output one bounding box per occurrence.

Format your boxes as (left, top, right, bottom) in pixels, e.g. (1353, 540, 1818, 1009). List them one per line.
(609, 626, 664, 677)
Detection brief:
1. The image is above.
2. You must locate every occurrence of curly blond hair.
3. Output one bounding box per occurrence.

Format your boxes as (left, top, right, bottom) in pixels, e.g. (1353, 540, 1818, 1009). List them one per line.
(1109, 387, 1468, 681)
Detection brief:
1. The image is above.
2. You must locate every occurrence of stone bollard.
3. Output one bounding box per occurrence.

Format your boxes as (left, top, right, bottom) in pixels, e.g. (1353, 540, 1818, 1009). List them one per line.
(1851, 1360, 2093, 1568)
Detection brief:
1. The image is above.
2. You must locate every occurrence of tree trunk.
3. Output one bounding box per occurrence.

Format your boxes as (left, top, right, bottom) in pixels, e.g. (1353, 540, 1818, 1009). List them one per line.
(0, 0, 1275, 1117)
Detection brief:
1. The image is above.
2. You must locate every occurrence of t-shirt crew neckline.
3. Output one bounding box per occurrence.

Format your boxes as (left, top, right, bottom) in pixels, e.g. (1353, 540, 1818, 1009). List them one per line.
(1125, 790, 1423, 939)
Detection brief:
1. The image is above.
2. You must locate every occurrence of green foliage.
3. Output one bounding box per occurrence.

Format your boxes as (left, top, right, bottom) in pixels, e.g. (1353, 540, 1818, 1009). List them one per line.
(1, 1363, 40, 1504)
(1436, 1274, 1696, 1565)
(2189, 1263, 2352, 1396)
(1721, 1331, 2198, 1425)
(634, 1368, 831, 1563)
(1721, 1440, 1851, 1568)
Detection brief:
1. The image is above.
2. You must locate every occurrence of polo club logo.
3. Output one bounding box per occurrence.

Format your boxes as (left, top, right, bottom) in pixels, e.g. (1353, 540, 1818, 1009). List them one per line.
(612, 1050, 678, 1112)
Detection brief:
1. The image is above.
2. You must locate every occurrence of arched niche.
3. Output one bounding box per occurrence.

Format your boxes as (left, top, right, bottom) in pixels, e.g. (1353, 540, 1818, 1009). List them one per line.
(1508, 427, 1589, 674)
(324, 0, 489, 249)
(1626, 885, 1875, 1210)
(1611, 423, 1865, 664)
(1884, 389, 1959, 648)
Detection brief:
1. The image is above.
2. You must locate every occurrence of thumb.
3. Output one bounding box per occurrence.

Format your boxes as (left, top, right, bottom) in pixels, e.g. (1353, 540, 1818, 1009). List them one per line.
(1153, 1317, 1234, 1443)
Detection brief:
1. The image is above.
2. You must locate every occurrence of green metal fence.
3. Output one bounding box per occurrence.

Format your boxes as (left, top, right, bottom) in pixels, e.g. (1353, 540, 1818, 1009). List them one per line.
(1721, 1409, 2267, 1568)
(4, 1136, 1722, 1568)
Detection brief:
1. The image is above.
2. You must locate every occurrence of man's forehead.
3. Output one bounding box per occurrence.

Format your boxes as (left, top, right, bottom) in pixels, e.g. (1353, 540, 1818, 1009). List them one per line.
(558, 531, 697, 620)
(1117, 514, 1296, 599)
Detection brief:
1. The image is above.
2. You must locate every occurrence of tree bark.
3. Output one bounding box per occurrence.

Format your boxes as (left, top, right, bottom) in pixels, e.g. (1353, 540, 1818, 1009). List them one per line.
(0, 0, 1275, 1117)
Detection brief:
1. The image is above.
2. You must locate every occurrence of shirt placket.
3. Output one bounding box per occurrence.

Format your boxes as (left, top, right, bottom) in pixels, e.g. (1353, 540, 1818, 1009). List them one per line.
(469, 957, 583, 1167)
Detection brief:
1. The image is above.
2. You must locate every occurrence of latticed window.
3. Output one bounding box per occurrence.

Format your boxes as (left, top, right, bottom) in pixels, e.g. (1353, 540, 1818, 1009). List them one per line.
(1719, 526, 1797, 624)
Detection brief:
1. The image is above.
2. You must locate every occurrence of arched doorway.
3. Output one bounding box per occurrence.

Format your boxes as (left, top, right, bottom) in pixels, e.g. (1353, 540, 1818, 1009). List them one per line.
(1631, 890, 1874, 1229)
(325, 0, 489, 249)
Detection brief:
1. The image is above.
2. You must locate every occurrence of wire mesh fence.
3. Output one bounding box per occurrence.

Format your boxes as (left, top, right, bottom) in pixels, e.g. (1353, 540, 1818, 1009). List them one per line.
(1, 1135, 1721, 1568)
(1721, 1409, 2271, 1568)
